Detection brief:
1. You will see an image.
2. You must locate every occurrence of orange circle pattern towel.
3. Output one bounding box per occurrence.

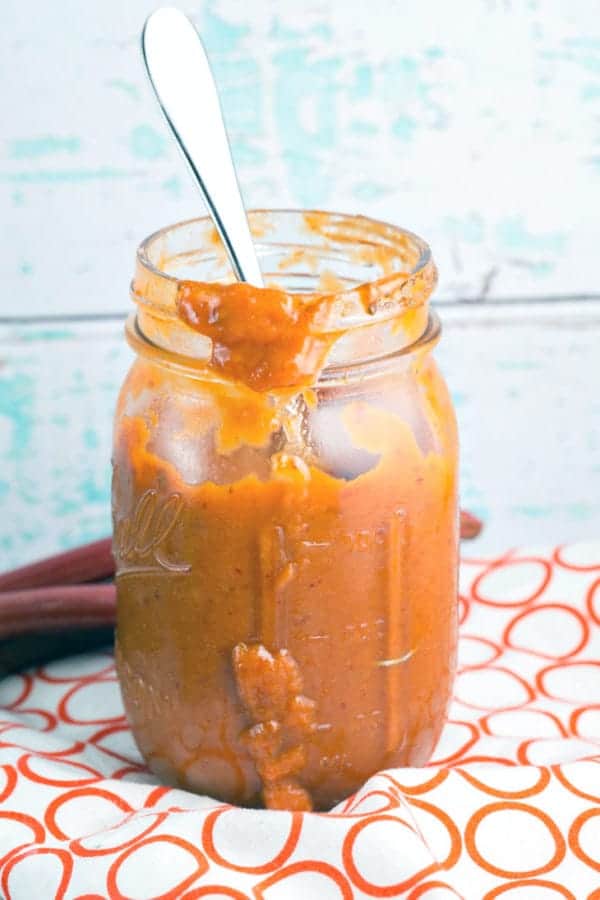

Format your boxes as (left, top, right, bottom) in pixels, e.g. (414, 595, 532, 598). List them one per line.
(0, 542, 599, 897)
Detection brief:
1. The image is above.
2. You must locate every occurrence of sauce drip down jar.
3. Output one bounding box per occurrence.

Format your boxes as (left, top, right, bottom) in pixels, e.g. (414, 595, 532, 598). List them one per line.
(112, 210, 459, 811)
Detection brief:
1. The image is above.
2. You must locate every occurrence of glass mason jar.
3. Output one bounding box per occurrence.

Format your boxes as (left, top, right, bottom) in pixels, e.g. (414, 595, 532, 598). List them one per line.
(112, 210, 458, 812)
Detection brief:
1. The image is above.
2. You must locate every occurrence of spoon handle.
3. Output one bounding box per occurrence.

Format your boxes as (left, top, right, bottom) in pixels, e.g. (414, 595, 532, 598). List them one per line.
(142, 7, 264, 287)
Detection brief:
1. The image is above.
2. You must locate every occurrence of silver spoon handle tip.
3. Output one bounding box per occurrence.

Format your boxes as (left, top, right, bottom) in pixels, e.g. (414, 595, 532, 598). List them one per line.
(142, 7, 264, 287)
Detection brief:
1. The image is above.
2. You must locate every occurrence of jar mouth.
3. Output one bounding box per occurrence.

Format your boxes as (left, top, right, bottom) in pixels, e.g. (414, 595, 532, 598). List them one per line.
(133, 209, 436, 330)
(131, 210, 438, 390)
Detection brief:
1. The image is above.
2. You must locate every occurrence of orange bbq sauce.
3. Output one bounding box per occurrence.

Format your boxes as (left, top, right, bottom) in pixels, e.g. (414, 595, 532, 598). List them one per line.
(113, 251, 458, 812)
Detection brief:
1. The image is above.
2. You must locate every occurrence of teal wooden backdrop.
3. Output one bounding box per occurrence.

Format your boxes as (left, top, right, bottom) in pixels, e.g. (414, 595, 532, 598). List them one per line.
(2, 0, 600, 566)
(3, 0, 600, 313)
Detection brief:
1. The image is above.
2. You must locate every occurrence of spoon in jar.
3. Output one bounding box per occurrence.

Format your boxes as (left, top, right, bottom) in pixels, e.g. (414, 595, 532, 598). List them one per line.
(142, 7, 264, 287)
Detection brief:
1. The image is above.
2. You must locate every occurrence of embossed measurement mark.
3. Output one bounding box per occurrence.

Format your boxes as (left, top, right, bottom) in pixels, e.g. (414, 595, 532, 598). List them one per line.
(115, 488, 191, 574)
(256, 511, 410, 758)
(258, 524, 295, 647)
(385, 508, 409, 755)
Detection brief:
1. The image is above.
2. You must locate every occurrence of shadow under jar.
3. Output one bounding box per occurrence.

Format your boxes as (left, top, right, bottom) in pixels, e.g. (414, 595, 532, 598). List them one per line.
(112, 209, 459, 812)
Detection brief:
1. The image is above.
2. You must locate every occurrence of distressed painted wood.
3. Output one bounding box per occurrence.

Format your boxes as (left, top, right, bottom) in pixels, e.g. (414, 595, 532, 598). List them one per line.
(2, 2, 599, 567)
(2, 0, 600, 316)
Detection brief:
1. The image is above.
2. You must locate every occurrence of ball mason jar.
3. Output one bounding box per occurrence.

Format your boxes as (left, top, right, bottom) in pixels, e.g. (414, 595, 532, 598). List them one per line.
(112, 210, 458, 811)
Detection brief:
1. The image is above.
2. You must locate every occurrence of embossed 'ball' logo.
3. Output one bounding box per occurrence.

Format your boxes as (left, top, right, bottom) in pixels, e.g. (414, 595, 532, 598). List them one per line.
(115, 489, 191, 574)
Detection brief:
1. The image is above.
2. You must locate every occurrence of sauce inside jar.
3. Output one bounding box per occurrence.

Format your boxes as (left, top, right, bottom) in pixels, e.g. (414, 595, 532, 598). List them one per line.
(113, 210, 458, 811)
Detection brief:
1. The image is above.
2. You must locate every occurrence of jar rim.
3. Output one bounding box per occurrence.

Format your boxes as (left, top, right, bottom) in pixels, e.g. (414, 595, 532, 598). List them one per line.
(134, 208, 436, 319)
(132, 209, 438, 389)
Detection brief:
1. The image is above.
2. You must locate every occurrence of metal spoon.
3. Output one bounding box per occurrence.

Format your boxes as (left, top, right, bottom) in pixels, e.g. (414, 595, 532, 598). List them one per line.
(142, 7, 264, 287)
